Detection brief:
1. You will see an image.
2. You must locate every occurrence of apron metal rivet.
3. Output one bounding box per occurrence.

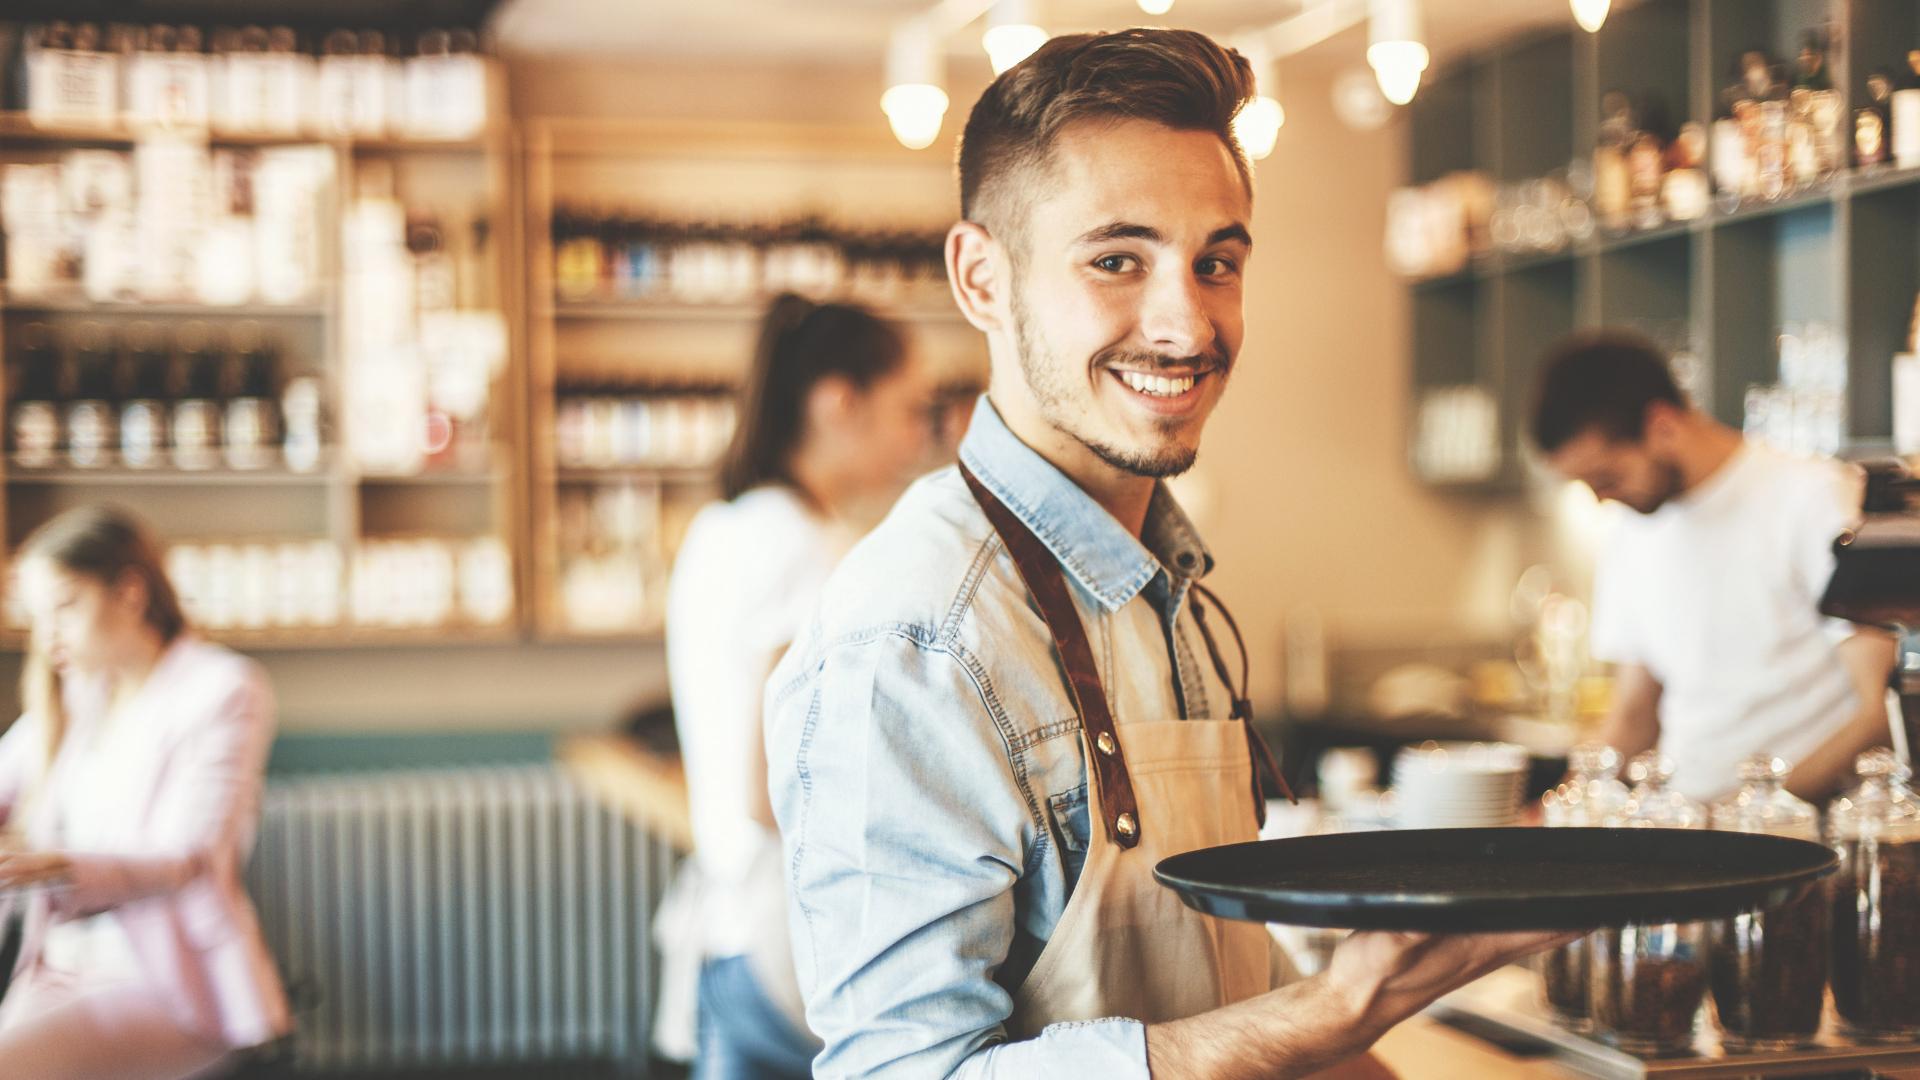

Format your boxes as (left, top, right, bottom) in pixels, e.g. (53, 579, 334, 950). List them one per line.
(1115, 812, 1137, 838)
(1096, 732, 1116, 756)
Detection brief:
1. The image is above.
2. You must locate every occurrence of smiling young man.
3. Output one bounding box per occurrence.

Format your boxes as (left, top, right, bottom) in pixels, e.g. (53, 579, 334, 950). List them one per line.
(765, 29, 1564, 1078)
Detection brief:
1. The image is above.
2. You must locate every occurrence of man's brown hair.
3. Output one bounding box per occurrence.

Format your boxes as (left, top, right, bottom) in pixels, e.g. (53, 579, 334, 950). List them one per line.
(957, 28, 1256, 245)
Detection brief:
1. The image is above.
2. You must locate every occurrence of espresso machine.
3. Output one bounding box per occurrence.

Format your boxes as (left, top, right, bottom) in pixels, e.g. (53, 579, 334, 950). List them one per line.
(1820, 460, 1920, 763)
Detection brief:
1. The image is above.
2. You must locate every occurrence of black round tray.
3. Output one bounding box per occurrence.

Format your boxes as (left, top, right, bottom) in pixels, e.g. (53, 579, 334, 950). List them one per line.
(1154, 828, 1838, 931)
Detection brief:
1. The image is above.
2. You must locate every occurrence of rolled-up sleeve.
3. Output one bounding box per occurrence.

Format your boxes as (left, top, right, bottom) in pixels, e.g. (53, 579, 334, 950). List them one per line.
(766, 630, 1151, 1080)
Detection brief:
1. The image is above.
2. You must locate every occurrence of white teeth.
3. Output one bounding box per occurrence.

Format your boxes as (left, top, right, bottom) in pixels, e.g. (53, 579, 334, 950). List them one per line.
(1118, 371, 1197, 397)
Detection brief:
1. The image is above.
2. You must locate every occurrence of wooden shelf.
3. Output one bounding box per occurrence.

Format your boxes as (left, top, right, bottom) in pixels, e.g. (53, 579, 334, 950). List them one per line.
(355, 470, 502, 487)
(7, 463, 332, 486)
(0, 623, 521, 652)
(546, 298, 965, 324)
(0, 289, 326, 317)
(0, 112, 499, 153)
(554, 466, 719, 484)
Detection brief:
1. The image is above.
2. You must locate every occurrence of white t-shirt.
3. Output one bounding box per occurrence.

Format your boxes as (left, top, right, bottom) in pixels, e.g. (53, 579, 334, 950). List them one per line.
(665, 485, 851, 965)
(1589, 443, 1866, 802)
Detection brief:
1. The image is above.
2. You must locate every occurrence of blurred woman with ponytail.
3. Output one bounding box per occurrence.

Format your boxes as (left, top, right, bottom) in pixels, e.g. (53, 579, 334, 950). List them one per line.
(0, 506, 289, 1078)
(659, 294, 933, 1079)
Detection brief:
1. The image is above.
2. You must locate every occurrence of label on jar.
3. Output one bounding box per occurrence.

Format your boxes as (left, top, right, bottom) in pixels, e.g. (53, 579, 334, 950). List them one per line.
(121, 400, 166, 468)
(224, 397, 274, 469)
(12, 403, 59, 468)
(172, 399, 219, 470)
(66, 401, 113, 468)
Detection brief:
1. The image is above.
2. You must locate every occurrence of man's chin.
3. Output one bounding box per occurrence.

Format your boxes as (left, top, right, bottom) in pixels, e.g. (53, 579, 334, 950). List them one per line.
(1083, 436, 1199, 479)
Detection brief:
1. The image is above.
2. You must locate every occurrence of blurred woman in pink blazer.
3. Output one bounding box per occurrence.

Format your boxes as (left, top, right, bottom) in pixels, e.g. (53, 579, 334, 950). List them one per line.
(0, 506, 290, 1079)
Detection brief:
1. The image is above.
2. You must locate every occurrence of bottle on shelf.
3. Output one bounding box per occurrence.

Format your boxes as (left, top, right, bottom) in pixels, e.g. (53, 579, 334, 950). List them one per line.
(281, 374, 324, 473)
(65, 321, 118, 468)
(9, 323, 62, 469)
(118, 321, 171, 469)
(170, 321, 223, 470)
(223, 322, 280, 470)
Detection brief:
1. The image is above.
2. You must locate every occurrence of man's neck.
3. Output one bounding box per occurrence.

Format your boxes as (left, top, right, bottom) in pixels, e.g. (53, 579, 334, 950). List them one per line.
(1675, 417, 1746, 495)
(987, 391, 1156, 536)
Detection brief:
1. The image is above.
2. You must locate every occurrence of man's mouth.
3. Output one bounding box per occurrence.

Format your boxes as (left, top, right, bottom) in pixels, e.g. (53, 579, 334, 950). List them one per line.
(1105, 363, 1221, 403)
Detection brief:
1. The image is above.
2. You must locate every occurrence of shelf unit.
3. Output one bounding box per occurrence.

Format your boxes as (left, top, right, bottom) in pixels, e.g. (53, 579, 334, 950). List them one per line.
(522, 117, 987, 642)
(1407, 0, 1920, 490)
(0, 58, 527, 649)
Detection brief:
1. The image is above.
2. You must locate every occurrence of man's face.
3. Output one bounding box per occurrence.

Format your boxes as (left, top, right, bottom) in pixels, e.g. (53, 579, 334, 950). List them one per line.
(997, 118, 1251, 478)
(1546, 428, 1684, 514)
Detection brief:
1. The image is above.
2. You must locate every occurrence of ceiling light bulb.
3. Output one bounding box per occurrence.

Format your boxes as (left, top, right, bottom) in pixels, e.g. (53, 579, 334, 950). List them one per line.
(983, 23, 1048, 75)
(884, 20, 948, 150)
(1235, 96, 1285, 160)
(1138, 0, 1175, 14)
(1368, 0, 1429, 106)
(1368, 41, 1428, 105)
(1571, 0, 1610, 32)
(882, 84, 950, 150)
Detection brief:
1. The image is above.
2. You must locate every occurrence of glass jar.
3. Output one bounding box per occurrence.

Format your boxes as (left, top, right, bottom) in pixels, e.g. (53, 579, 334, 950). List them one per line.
(1707, 754, 1827, 1052)
(1590, 751, 1710, 1056)
(1536, 742, 1630, 1031)
(1827, 748, 1920, 1042)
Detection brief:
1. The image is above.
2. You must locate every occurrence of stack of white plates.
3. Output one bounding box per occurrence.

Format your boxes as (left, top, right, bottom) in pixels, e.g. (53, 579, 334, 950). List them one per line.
(1390, 740, 1527, 829)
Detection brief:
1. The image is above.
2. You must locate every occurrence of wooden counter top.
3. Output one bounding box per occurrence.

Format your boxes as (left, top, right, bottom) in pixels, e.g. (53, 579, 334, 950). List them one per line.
(558, 733, 694, 852)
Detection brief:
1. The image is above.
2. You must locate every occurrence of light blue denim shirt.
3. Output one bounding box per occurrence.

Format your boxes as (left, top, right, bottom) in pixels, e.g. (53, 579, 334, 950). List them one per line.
(765, 396, 1235, 1078)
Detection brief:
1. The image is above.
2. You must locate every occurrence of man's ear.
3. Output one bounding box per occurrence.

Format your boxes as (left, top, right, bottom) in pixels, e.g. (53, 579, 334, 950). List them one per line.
(1642, 399, 1686, 449)
(947, 221, 1008, 335)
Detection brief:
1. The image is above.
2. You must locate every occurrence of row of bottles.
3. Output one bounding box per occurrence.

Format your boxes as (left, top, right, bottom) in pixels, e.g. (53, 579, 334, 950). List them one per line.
(0, 533, 514, 633)
(1, 143, 332, 305)
(6, 320, 321, 471)
(554, 381, 737, 472)
(551, 211, 948, 308)
(1540, 744, 1920, 1053)
(8, 21, 491, 139)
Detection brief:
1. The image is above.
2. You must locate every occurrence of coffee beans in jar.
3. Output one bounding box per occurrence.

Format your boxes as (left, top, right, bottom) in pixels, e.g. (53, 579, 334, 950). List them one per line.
(1706, 754, 1828, 1051)
(1826, 749, 1920, 1042)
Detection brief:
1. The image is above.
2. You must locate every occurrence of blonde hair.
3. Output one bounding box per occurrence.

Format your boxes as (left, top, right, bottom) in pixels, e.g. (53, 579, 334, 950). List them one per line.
(17, 506, 188, 776)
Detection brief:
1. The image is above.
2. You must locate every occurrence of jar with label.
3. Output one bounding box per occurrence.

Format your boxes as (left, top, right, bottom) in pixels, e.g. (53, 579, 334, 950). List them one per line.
(1589, 751, 1710, 1056)
(65, 321, 117, 469)
(1828, 748, 1920, 1042)
(1707, 755, 1826, 1051)
(281, 375, 324, 473)
(171, 322, 222, 470)
(117, 325, 170, 469)
(9, 323, 62, 469)
(222, 324, 279, 470)
(1536, 742, 1629, 1031)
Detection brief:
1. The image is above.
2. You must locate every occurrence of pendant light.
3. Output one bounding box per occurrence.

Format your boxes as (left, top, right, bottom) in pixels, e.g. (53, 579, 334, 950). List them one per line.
(983, 0, 1048, 76)
(1138, 0, 1175, 15)
(1571, 0, 1610, 33)
(1367, 0, 1429, 106)
(882, 20, 949, 150)
(1232, 34, 1284, 161)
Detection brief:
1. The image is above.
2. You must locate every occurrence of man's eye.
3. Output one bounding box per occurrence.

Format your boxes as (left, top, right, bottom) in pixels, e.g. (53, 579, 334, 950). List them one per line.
(1198, 256, 1238, 277)
(1093, 254, 1138, 273)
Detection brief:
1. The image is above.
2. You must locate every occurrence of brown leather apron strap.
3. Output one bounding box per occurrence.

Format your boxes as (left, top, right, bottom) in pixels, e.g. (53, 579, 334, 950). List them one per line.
(960, 464, 1144, 849)
(1190, 583, 1297, 819)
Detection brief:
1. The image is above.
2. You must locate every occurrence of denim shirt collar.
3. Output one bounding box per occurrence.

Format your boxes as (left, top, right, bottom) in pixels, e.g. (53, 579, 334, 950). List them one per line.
(957, 396, 1214, 613)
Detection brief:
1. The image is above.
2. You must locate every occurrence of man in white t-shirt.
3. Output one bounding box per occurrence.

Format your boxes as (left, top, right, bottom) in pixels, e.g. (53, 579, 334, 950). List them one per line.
(1530, 331, 1895, 802)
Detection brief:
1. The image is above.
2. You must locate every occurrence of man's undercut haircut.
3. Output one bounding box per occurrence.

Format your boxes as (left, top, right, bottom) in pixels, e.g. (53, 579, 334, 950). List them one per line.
(957, 28, 1256, 244)
(1530, 330, 1687, 453)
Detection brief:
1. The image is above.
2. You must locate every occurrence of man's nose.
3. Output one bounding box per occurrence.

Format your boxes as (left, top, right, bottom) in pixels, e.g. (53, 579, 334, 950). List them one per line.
(1139, 268, 1216, 360)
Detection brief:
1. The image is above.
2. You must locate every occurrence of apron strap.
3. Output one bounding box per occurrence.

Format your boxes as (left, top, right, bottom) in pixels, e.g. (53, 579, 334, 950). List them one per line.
(1190, 583, 1297, 819)
(960, 464, 1144, 849)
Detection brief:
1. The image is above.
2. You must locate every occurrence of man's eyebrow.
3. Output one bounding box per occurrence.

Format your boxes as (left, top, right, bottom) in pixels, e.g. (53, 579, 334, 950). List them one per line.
(1070, 221, 1254, 247)
(1074, 221, 1162, 245)
(1209, 224, 1252, 248)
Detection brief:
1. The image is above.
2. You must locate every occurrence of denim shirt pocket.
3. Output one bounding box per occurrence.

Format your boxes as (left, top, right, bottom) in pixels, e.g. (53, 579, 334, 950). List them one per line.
(1047, 783, 1091, 890)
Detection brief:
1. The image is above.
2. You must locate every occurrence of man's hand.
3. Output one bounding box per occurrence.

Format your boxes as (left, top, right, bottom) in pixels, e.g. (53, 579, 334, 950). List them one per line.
(1146, 929, 1577, 1080)
(0, 850, 71, 891)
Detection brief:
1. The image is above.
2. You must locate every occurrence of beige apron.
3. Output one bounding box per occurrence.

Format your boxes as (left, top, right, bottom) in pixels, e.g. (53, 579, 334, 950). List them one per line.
(958, 465, 1283, 1033)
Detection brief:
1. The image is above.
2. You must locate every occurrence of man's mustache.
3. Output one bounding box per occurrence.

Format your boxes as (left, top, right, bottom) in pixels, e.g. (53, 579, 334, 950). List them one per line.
(1096, 347, 1233, 375)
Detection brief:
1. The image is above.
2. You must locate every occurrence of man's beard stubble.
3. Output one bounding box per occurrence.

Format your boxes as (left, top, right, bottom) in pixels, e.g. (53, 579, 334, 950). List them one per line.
(1009, 287, 1226, 480)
